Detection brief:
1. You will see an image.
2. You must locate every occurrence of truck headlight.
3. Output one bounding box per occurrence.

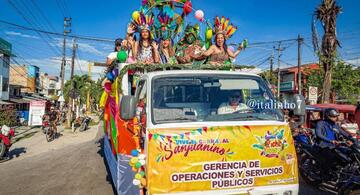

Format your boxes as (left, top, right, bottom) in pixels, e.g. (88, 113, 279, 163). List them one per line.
(283, 191, 292, 195)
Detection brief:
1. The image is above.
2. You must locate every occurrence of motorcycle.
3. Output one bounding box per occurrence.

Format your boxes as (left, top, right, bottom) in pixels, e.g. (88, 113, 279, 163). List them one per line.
(0, 125, 15, 161)
(79, 116, 91, 132)
(297, 128, 360, 194)
(42, 114, 50, 134)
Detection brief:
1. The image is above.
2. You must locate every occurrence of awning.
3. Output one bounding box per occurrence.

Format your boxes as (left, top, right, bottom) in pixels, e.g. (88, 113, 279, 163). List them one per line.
(10, 98, 30, 104)
(0, 100, 14, 105)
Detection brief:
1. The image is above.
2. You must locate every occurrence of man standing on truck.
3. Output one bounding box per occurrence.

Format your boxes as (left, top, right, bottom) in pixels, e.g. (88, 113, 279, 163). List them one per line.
(218, 91, 249, 114)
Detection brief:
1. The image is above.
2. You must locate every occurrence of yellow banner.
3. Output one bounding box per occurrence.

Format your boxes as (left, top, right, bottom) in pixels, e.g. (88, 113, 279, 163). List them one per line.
(146, 125, 298, 194)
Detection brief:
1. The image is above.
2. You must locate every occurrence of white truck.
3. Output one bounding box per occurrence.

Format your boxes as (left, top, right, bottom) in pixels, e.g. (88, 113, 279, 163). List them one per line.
(103, 68, 302, 195)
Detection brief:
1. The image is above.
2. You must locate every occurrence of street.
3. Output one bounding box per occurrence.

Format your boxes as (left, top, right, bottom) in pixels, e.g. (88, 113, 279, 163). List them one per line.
(0, 125, 114, 195)
(0, 124, 333, 195)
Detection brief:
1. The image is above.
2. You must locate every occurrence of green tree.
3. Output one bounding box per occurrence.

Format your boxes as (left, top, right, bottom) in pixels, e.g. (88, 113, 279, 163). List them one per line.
(314, 0, 342, 103)
(304, 60, 360, 103)
(0, 108, 17, 127)
(63, 75, 103, 105)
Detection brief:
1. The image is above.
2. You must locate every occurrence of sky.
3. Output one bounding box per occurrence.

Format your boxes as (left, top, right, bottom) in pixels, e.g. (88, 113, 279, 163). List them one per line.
(0, 0, 359, 81)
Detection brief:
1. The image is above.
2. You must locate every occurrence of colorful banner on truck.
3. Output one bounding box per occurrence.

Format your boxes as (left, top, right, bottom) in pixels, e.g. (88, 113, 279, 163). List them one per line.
(146, 125, 298, 194)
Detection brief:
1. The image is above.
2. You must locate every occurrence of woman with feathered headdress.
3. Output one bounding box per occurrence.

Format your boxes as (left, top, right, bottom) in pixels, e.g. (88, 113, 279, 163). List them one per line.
(128, 12, 160, 64)
(196, 16, 243, 65)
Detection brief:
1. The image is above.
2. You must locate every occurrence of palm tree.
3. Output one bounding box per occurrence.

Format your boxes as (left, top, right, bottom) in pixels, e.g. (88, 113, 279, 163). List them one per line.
(314, 0, 341, 103)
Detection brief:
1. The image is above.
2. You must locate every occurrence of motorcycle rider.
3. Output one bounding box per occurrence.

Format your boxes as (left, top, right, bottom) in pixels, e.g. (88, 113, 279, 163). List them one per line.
(48, 106, 59, 137)
(315, 108, 348, 148)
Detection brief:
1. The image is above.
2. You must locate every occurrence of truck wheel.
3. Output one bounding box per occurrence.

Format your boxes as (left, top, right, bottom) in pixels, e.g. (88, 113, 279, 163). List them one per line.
(0, 140, 5, 158)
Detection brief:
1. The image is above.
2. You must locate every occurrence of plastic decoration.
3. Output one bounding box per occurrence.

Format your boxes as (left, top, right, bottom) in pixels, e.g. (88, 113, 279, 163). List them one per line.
(129, 149, 147, 188)
(183, 1, 192, 16)
(117, 50, 128, 63)
(132, 11, 140, 21)
(195, 10, 204, 21)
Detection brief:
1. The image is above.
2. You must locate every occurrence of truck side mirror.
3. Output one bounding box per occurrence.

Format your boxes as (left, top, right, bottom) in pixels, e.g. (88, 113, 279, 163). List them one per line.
(120, 96, 137, 120)
(293, 94, 305, 116)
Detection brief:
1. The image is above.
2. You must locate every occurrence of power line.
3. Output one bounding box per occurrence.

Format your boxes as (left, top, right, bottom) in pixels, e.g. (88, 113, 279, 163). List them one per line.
(0, 20, 113, 43)
(5, 0, 62, 56)
(30, 0, 58, 32)
(55, 0, 66, 17)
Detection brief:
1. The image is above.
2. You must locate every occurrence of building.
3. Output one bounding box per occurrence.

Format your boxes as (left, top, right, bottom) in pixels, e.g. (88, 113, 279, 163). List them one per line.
(278, 63, 319, 95)
(0, 38, 11, 101)
(10, 64, 40, 94)
(39, 72, 61, 97)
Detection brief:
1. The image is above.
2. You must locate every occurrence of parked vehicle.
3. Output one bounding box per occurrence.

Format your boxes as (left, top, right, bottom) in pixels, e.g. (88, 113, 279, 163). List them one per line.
(0, 125, 15, 161)
(297, 128, 360, 194)
(79, 116, 91, 132)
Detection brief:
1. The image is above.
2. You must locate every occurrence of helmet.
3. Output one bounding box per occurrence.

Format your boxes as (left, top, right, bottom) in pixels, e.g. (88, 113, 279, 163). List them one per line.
(325, 108, 339, 119)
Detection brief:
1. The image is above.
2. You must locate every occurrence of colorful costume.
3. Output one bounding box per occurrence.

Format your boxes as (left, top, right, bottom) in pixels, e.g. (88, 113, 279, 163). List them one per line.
(175, 24, 205, 64)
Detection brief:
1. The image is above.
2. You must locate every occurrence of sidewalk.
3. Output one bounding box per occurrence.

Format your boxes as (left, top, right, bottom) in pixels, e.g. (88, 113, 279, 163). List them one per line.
(5, 120, 100, 163)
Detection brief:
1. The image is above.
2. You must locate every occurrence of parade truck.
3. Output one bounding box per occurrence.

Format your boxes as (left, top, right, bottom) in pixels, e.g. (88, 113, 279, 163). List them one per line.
(101, 63, 302, 195)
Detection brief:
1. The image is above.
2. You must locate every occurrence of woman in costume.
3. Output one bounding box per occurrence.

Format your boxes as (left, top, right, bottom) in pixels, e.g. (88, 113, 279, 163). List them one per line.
(159, 37, 176, 64)
(106, 38, 124, 66)
(129, 13, 160, 64)
(197, 16, 243, 65)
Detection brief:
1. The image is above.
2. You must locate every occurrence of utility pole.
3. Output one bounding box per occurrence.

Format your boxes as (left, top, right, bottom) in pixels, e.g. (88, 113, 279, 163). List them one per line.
(67, 38, 77, 129)
(60, 17, 71, 92)
(297, 34, 303, 95)
(276, 42, 283, 99)
(269, 48, 274, 84)
(86, 62, 92, 114)
(70, 38, 77, 79)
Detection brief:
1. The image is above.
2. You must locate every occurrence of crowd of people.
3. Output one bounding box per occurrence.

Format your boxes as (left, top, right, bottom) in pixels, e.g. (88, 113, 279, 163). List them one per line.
(106, 14, 244, 67)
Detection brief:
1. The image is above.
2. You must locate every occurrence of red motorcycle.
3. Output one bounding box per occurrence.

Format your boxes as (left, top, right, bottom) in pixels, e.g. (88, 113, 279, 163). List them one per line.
(0, 125, 15, 161)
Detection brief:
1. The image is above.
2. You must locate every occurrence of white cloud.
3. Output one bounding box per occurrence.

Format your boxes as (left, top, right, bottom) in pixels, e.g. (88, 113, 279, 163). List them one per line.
(345, 58, 360, 66)
(5, 31, 39, 39)
(50, 38, 108, 57)
(19, 56, 106, 81)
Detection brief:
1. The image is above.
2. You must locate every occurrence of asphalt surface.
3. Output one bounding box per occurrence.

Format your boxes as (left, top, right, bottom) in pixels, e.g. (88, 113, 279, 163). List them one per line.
(0, 129, 115, 195)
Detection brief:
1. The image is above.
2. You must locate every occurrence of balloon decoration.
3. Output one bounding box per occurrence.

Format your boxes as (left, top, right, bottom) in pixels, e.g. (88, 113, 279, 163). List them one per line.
(132, 11, 140, 21)
(195, 10, 204, 21)
(117, 50, 128, 63)
(183, 1, 192, 16)
(106, 72, 114, 82)
(129, 149, 146, 188)
(205, 28, 213, 40)
(228, 46, 235, 53)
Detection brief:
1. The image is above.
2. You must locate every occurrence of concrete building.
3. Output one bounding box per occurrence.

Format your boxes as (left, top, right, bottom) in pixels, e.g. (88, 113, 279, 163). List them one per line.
(0, 38, 11, 101)
(10, 64, 40, 94)
(39, 72, 60, 97)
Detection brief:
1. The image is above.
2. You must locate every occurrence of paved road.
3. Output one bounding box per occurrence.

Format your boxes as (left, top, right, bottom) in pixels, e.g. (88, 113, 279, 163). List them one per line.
(0, 129, 115, 195)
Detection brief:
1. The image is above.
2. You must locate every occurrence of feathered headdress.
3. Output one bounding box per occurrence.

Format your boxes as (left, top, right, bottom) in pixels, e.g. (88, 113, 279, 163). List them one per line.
(133, 12, 155, 32)
(213, 16, 237, 40)
(154, 5, 178, 40)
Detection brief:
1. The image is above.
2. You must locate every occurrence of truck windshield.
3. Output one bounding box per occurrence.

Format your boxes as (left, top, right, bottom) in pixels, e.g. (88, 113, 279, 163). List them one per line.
(151, 75, 283, 124)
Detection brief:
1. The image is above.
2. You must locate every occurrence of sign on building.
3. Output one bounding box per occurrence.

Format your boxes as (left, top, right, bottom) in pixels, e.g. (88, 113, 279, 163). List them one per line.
(28, 100, 46, 126)
(308, 86, 318, 105)
(280, 81, 294, 92)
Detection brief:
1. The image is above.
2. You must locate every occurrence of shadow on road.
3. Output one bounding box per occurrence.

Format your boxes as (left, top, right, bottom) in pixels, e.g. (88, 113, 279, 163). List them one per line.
(96, 136, 117, 195)
(8, 147, 27, 159)
(14, 131, 38, 143)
